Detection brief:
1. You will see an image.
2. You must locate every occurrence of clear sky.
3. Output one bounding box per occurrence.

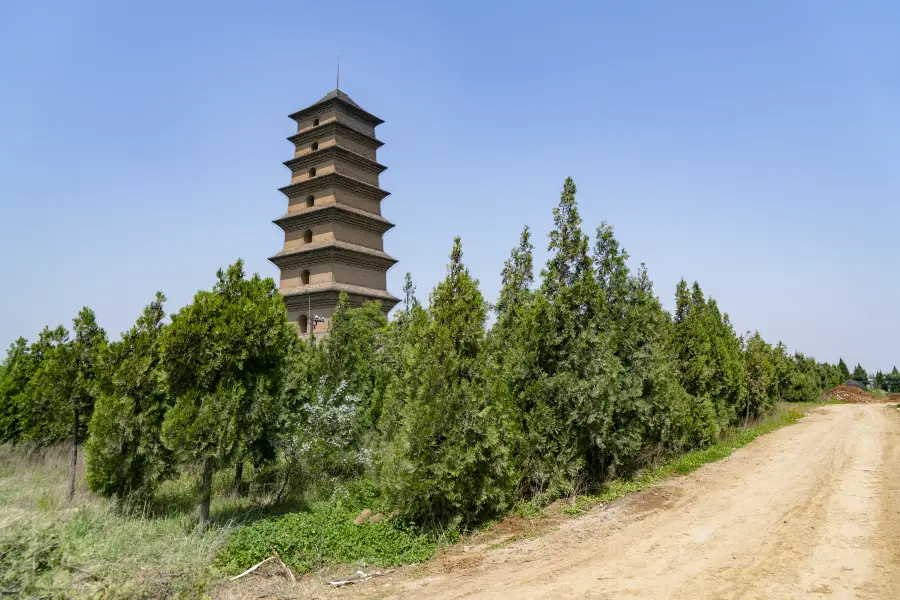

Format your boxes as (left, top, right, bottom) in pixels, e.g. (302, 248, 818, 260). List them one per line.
(1, 1, 897, 372)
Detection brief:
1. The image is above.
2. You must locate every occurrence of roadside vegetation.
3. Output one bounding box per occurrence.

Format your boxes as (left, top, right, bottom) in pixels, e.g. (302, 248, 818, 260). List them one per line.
(0, 177, 882, 598)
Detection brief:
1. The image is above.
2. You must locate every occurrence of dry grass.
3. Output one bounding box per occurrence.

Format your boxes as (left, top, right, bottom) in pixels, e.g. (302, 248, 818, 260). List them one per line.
(0, 445, 241, 599)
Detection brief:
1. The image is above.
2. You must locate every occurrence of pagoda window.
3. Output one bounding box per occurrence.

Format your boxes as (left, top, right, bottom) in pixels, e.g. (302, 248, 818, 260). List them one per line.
(313, 118, 320, 126)
(311, 142, 319, 151)
(308, 167, 316, 177)
(306, 195, 315, 208)
(299, 314, 308, 334)
(300, 269, 310, 285)
(303, 230, 313, 244)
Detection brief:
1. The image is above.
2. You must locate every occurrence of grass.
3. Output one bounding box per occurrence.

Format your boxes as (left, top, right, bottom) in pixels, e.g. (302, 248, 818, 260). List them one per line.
(215, 488, 435, 575)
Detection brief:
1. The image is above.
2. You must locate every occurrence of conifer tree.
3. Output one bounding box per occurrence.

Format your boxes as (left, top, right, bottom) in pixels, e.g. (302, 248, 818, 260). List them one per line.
(383, 238, 511, 526)
(886, 367, 900, 393)
(86, 293, 172, 503)
(487, 226, 542, 494)
(851, 363, 869, 387)
(874, 370, 886, 390)
(592, 223, 689, 473)
(743, 332, 775, 423)
(37, 308, 109, 501)
(159, 260, 295, 530)
(375, 273, 430, 444)
(14, 327, 70, 444)
(0, 338, 32, 444)
(532, 178, 619, 492)
(838, 358, 851, 381)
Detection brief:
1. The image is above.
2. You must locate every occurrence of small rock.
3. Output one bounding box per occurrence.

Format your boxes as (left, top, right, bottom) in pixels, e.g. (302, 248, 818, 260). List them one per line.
(368, 512, 385, 523)
(353, 508, 373, 525)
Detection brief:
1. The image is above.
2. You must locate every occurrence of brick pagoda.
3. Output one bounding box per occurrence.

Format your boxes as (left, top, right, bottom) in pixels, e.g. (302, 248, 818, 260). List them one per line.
(269, 90, 399, 335)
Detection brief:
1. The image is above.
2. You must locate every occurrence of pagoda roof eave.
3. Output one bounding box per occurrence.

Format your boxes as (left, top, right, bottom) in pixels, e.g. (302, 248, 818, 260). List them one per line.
(283, 146, 387, 174)
(287, 121, 383, 149)
(272, 204, 395, 234)
(280, 282, 400, 306)
(288, 91, 384, 127)
(278, 172, 390, 201)
(268, 240, 398, 270)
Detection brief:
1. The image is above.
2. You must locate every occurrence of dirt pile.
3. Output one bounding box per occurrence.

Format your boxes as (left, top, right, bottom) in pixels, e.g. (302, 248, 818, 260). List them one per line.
(823, 385, 886, 404)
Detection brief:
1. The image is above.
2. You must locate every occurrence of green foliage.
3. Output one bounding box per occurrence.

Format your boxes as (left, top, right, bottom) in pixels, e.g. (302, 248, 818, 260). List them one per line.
(381, 237, 512, 527)
(86, 292, 173, 503)
(838, 357, 851, 381)
(886, 367, 900, 393)
(670, 280, 747, 434)
(217, 487, 435, 575)
(743, 332, 775, 422)
(851, 363, 869, 387)
(159, 259, 296, 526)
(0, 337, 34, 443)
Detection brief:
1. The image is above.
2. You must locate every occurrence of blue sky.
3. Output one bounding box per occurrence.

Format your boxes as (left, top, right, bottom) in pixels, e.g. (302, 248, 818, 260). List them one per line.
(1, 1, 897, 371)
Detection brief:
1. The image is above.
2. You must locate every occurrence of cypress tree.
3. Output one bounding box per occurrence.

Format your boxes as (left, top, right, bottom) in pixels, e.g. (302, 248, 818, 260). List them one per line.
(383, 238, 511, 526)
(85, 293, 172, 503)
(743, 332, 775, 423)
(592, 223, 688, 473)
(532, 178, 619, 493)
(0, 338, 32, 444)
(851, 363, 869, 387)
(838, 358, 851, 381)
(159, 260, 295, 530)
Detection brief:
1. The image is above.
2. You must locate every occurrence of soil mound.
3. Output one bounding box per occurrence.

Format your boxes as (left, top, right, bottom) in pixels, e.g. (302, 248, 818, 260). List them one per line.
(823, 385, 885, 404)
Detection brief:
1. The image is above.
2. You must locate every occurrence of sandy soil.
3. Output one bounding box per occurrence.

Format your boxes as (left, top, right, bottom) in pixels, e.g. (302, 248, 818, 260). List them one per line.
(222, 404, 900, 600)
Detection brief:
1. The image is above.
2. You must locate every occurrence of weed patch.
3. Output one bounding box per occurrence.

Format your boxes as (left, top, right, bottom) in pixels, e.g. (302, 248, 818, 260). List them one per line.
(216, 493, 435, 575)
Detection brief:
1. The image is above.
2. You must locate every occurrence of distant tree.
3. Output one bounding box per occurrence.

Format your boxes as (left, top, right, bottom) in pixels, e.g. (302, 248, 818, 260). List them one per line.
(771, 342, 792, 403)
(838, 358, 851, 381)
(743, 332, 775, 423)
(86, 293, 172, 504)
(159, 260, 295, 530)
(0, 338, 32, 444)
(851, 363, 869, 387)
(885, 367, 900, 393)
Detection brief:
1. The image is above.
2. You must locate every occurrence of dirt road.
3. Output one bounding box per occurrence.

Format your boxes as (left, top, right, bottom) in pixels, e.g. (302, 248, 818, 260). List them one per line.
(365, 404, 900, 600)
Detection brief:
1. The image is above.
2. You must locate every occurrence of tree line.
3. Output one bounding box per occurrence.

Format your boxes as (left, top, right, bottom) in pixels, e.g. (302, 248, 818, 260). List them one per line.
(0, 178, 860, 530)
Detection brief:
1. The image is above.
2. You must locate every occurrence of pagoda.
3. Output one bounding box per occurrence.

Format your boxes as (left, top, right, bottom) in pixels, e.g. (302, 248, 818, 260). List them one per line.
(269, 90, 399, 335)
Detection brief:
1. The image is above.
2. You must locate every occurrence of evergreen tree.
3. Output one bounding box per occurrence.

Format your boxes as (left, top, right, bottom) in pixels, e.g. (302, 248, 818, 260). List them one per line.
(851, 363, 869, 387)
(592, 223, 689, 473)
(159, 260, 295, 530)
(874, 370, 886, 390)
(15, 327, 71, 444)
(85, 293, 172, 503)
(63, 308, 108, 500)
(383, 238, 511, 526)
(886, 367, 900, 393)
(0, 338, 32, 444)
(531, 178, 619, 492)
(487, 226, 542, 495)
(838, 358, 851, 381)
(743, 332, 775, 423)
